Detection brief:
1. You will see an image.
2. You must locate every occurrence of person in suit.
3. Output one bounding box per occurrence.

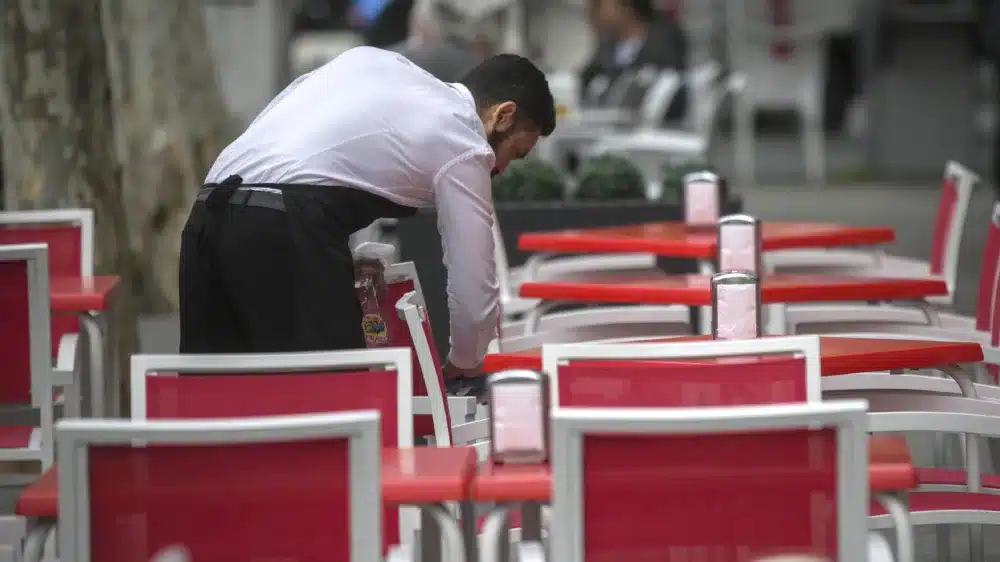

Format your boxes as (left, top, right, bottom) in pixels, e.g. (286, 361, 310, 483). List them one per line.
(579, 0, 688, 122)
(356, 0, 415, 48)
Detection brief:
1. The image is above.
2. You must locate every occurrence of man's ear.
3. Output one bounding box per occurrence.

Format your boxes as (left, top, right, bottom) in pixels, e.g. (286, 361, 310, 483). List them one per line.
(493, 102, 517, 132)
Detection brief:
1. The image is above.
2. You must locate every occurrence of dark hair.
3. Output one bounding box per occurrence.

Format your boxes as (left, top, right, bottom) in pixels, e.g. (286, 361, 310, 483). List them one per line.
(623, 0, 656, 22)
(460, 54, 557, 137)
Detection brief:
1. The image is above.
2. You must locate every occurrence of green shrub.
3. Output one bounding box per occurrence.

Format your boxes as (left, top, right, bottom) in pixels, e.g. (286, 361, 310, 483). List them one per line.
(661, 162, 716, 203)
(574, 154, 646, 201)
(492, 159, 566, 202)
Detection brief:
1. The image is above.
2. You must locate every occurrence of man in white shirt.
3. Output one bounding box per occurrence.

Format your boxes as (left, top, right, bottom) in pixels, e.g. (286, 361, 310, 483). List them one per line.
(179, 47, 556, 389)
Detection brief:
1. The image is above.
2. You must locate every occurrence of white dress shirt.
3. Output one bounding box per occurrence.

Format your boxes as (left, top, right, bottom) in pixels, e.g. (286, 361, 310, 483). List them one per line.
(206, 46, 499, 369)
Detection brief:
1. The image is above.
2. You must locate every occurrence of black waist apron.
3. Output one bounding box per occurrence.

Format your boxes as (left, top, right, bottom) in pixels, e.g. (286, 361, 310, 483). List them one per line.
(179, 175, 416, 354)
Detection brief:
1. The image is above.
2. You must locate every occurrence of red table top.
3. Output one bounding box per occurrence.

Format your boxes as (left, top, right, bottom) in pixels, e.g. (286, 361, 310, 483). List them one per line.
(50, 275, 121, 312)
(16, 447, 478, 518)
(483, 335, 984, 375)
(519, 274, 947, 306)
(472, 435, 916, 502)
(519, 222, 896, 259)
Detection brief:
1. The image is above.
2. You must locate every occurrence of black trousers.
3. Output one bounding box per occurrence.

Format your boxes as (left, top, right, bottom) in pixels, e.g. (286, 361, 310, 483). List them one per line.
(179, 182, 416, 354)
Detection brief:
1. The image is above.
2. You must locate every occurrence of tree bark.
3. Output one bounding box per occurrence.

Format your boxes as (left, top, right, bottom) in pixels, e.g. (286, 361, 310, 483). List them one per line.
(1, 0, 234, 415)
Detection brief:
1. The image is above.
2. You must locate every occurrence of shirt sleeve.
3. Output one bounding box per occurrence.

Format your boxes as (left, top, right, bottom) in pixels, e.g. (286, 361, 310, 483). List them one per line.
(433, 148, 499, 370)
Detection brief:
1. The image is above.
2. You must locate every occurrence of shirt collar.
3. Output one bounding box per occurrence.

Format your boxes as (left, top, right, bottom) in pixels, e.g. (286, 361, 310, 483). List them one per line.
(452, 83, 488, 142)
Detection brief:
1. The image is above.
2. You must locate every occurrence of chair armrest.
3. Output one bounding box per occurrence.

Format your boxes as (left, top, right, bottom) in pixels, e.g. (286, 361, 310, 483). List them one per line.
(387, 543, 413, 562)
(513, 254, 658, 285)
(56, 333, 78, 375)
(587, 129, 707, 158)
(516, 541, 546, 562)
(451, 419, 489, 445)
(868, 532, 895, 562)
(412, 396, 477, 423)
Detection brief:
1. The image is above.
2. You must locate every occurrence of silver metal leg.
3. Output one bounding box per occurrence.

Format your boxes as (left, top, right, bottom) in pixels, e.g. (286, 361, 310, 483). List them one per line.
(79, 313, 105, 417)
(459, 500, 478, 562)
(21, 521, 53, 562)
(421, 506, 442, 562)
(873, 492, 914, 562)
(520, 502, 543, 542)
(697, 259, 714, 335)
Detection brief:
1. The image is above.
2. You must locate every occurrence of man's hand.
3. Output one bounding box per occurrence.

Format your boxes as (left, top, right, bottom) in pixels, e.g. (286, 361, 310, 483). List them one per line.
(443, 360, 480, 381)
(443, 360, 487, 402)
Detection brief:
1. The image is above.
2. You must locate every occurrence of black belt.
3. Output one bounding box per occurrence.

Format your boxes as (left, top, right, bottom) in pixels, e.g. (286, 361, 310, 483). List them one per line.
(198, 175, 285, 212)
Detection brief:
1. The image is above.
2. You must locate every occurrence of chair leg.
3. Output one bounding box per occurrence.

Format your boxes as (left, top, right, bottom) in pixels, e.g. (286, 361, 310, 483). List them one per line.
(802, 110, 826, 188)
(969, 523, 984, 562)
(937, 525, 952, 562)
(733, 102, 756, 189)
(21, 523, 52, 562)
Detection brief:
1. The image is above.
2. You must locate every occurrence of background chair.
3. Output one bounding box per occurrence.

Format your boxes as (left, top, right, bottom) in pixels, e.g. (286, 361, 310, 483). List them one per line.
(727, 0, 829, 187)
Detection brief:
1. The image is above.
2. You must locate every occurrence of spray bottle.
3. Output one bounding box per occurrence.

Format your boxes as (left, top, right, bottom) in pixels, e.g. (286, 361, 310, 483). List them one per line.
(353, 242, 396, 348)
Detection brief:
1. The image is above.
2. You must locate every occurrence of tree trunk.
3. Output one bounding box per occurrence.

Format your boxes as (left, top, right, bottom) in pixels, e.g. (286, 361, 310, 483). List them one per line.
(1, 0, 234, 415)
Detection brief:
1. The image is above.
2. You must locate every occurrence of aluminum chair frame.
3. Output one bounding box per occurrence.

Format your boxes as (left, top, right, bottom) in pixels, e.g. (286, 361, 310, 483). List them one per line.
(0, 208, 103, 416)
(386, 261, 477, 428)
(129, 347, 418, 548)
(541, 335, 824, 407)
(0, 244, 71, 468)
(0, 209, 95, 278)
(779, 161, 981, 332)
(537, 401, 870, 562)
(56, 412, 387, 562)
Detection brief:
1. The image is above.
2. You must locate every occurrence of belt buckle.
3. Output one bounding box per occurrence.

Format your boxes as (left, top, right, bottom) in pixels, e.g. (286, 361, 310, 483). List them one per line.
(232, 188, 251, 206)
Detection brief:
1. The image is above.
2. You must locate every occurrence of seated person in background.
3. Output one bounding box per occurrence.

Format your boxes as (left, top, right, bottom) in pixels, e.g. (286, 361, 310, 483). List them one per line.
(580, 0, 688, 123)
(388, 0, 493, 83)
(355, 0, 415, 48)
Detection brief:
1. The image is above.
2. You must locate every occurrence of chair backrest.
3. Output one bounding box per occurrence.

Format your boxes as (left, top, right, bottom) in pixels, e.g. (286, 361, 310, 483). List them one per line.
(930, 161, 979, 296)
(0, 209, 94, 357)
(974, 201, 1000, 332)
(638, 69, 682, 127)
(130, 347, 412, 549)
(0, 244, 56, 466)
(725, 0, 826, 108)
(379, 261, 452, 443)
(57, 411, 382, 562)
(673, 0, 723, 67)
(542, 336, 822, 409)
(354, 260, 451, 443)
(549, 401, 869, 562)
(395, 290, 454, 445)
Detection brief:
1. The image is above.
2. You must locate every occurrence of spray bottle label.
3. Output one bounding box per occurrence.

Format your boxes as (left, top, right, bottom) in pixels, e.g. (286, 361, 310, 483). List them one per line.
(361, 313, 389, 346)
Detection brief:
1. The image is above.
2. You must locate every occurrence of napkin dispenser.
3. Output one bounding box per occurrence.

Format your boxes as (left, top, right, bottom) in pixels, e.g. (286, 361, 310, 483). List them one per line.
(487, 370, 550, 464)
(683, 171, 721, 227)
(711, 271, 762, 340)
(717, 214, 762, 276)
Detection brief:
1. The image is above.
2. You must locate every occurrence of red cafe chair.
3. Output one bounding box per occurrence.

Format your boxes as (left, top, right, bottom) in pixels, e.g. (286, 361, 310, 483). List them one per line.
(512, 401, 884, 562)
(54, 410, 412, 562)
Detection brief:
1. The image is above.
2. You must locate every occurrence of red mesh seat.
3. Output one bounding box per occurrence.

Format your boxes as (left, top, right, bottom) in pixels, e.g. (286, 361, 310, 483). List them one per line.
(543, 402, 871, 561)
(0, 244, 62, 469)
(377, 267, 454, 443)
(543, 337, 822, 408)
(132, 347, 413, 553)
(0, 214, 89, 360)
(56, 411, 383, 562)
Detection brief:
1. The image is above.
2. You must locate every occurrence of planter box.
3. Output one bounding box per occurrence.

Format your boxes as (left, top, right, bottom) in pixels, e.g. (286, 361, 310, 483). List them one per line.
(396, 196, 745, 355)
